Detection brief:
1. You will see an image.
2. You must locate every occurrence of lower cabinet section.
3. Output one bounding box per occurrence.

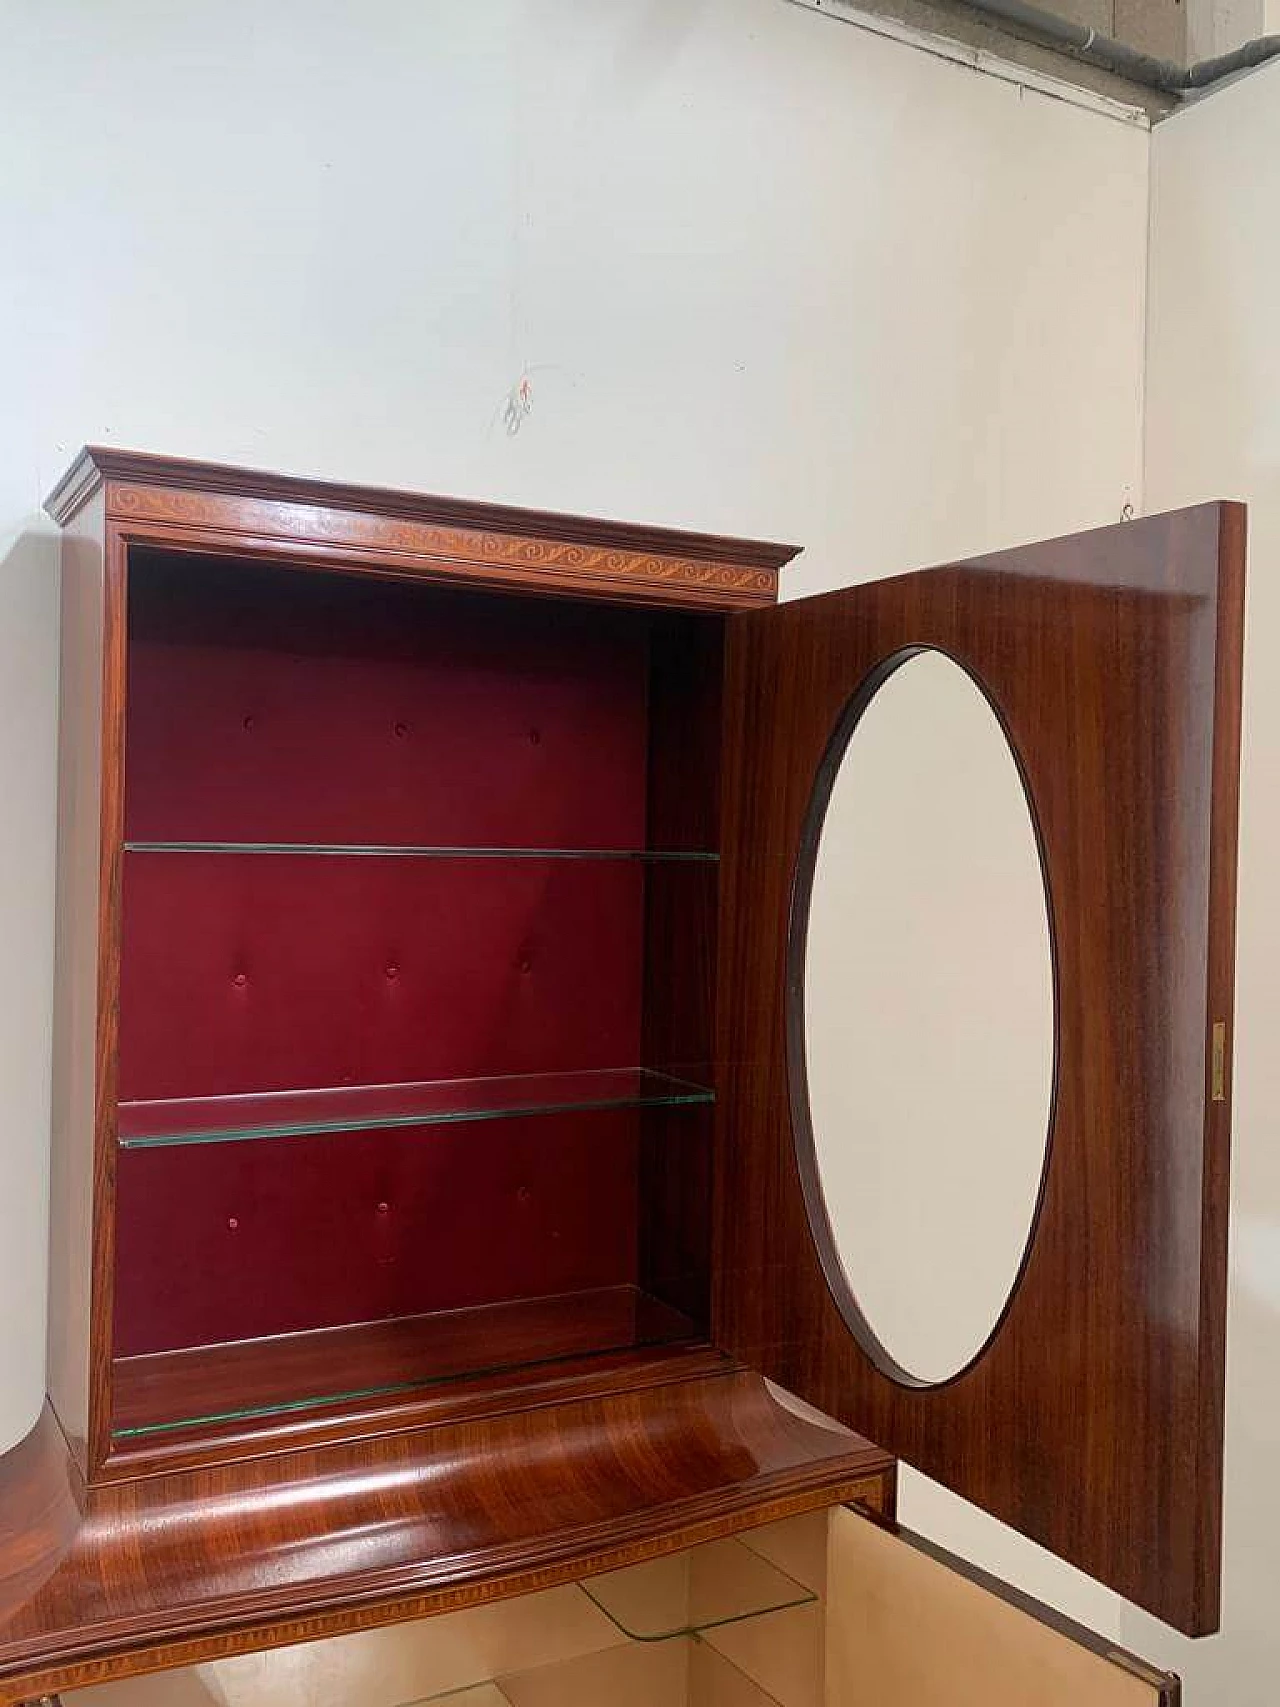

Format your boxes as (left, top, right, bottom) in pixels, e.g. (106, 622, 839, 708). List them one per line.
(50, 1507, 1178, 1707)
(826, 1509, 1179, 1707)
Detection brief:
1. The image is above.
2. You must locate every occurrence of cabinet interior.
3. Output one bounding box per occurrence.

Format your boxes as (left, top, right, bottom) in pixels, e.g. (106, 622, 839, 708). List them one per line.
(111, 548, 726, 1445)
(55, 1507, 1175, 1707)
(59, 1513, 830, 1707)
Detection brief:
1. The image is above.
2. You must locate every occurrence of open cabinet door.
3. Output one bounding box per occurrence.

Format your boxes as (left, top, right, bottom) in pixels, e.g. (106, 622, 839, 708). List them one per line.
(713, 504, 1245, 1636)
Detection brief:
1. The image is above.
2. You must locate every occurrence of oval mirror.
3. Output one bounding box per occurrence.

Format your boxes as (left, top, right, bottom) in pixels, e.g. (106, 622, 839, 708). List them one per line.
(794, 648, 1055, 1388)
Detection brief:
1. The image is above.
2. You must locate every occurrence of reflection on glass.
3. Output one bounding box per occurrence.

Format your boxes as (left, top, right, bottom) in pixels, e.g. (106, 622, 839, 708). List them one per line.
(119, 1068, 714, 1149)
(579, 1537, 815, 1640)
(126, 841, 718, 861)
(406, 1633, 787, 1707)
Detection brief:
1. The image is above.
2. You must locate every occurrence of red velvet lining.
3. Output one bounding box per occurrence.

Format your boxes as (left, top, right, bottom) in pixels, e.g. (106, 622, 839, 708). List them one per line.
(125, 556, 650, 848)
(119, 854, 644, 1100)
(114, 1113, 640, 1356)
(116, 554, 654, 1358)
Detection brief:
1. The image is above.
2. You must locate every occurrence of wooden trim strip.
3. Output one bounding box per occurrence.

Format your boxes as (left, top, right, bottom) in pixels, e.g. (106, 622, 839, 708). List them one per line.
(43, 449, 795, 613)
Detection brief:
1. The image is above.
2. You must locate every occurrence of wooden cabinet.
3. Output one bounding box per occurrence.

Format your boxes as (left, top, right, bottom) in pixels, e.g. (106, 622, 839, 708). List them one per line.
(0, 450, 1243, 1703)
(54, 1504, 1181, 1707)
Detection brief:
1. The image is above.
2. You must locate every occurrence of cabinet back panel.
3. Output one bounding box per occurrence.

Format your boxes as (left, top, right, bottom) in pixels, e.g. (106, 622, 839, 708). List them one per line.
(119, 853, 644, 1099)
(112, 553, 718, 1374)
(114, 1111, 640, 1355)
(124, 555, 651, 848)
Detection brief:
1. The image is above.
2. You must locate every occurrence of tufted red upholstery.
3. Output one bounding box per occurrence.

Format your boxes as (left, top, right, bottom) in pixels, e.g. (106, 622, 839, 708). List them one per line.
(116, 555, 653, 1357)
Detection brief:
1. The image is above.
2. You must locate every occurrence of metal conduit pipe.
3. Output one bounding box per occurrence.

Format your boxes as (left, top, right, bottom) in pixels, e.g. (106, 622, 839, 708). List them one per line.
(957, 0, 1280, 91)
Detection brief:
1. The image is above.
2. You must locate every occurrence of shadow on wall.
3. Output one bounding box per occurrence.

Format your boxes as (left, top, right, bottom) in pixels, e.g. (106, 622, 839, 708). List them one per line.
(0, 525, 61, 1457)
(1207, 474, 1280, 1702)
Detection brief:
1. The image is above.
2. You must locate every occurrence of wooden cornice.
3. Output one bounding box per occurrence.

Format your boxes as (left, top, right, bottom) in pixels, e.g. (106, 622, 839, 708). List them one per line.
(45, 448, 796, 612)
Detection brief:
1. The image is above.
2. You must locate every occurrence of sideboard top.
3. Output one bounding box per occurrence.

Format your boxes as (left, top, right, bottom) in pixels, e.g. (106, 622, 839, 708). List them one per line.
(44, 446, 797, 611)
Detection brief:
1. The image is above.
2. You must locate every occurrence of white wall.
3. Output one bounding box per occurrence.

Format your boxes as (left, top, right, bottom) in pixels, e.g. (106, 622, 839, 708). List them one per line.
(897, 54, 1280, 1707)
(0, 3, 1148, 1452)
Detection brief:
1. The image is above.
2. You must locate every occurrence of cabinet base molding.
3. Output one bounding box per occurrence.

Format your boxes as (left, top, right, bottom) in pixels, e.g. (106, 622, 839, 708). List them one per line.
(0, 1368, 892, 1705)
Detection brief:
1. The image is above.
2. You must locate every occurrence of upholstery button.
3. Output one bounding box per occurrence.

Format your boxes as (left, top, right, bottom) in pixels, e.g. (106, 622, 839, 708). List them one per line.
(228, 1217, 239, 1231)
(376, 1201, 390, 1216)
(233, 971, 248, 988)
(242, 715, 255, 733)
(394, 721, 409, 738)
(385, 963, 400, 980)
(528, 728, 542, 746)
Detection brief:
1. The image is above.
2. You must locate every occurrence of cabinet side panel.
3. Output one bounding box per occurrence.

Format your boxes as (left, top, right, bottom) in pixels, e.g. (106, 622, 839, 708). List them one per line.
(1193, 503, 1246, 1608)
(47, 492, 107, 1466)
(826, 1508, 1175, 1706)
(640, 615, 724, 1328)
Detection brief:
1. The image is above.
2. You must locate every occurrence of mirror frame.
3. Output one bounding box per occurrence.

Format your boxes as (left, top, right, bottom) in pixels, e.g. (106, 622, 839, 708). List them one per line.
(785, 644, 1061, 1391)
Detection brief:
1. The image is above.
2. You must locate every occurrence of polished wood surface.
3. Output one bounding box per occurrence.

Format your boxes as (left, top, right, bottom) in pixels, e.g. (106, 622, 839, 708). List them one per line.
(0, 451, 916, 1705)
(47, 494, 129, 1478)
(37, 451, 791, 1486)
(26, 450, 1240, 1694)
(47, 490, 108, 1474)
(83, 524, 129, 1477)
(46, 449, 795, 612)
(0, 1371, 892, 1705)
(714, 504, 1245, 1634)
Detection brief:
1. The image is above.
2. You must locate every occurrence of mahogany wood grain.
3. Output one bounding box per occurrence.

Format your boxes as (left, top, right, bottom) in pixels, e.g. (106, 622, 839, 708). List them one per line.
(0, 1372, 892, 1706)
(47, 490, 108, 1473)
(48, 494, 128, 1478)
(39, 452, 789, 1485)
(82, 523, 129, 1477)
(46, 449, 795, 612)
(1195, 501, 1246, 1597)
(3, 450, 906, 1706)
(713, 503, 1245, 1635)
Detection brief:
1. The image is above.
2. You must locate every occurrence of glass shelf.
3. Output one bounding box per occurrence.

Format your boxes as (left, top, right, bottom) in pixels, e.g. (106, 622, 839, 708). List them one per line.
(125, 841, 719, 862)
(111, 1286, 699, 1441)
(118, 1067, 715, 1150)
(579, 1536, 817, 1641)
(407, 1630, 789, 1707)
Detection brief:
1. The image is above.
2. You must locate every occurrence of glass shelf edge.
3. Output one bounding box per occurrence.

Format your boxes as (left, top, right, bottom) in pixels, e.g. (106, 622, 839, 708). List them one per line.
(403, 1635, 792, 1707)
(117, 1068, 715, 1151)
(124, 841, 720, 862)
(577, 1537, 817, 1643)
(110, 1318, 704, 1442)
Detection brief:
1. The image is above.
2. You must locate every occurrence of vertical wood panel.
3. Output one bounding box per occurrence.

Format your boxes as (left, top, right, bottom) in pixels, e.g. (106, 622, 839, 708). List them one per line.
(714, 505, 1245, 1634)
(46, 492, 107, 1469)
